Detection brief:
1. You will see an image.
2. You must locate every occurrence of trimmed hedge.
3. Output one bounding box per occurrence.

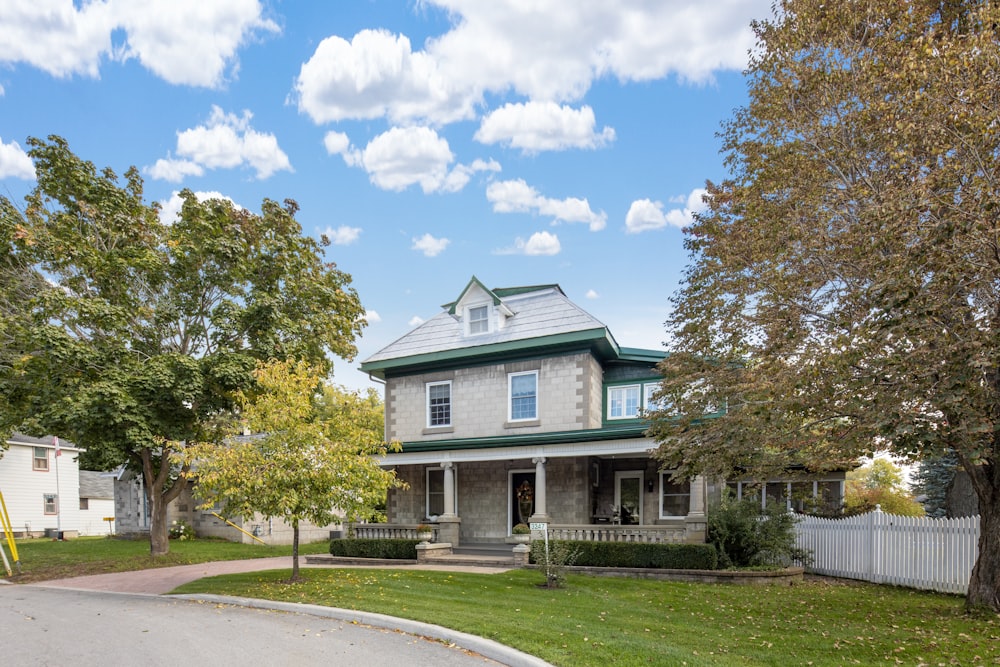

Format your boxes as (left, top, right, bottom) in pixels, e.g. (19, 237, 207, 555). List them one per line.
(329, 538, 420, 560)
(535, 540, 718, 570)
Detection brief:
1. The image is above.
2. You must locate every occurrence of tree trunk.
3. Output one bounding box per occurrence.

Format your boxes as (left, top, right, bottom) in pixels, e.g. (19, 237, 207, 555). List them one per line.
(290, 520, 300, 582)
(965, 459, 1000, 612)
(140, 444, 189, 557)
(148, 490, 170, 557)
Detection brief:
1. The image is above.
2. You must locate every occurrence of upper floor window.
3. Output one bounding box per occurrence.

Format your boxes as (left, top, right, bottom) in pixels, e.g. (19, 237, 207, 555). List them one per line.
(607, 381, 665, 420)
(427, 381, 452, 427)
(608, 384, 641, 419)
(468, 305, 489, 334)
(33, 447, 49, 471)
(509, 371, 538, 421)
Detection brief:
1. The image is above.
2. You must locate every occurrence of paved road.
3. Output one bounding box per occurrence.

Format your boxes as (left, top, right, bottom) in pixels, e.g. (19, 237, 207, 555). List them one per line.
(1, 558, 549, 667)
(0, 585, 506, 666)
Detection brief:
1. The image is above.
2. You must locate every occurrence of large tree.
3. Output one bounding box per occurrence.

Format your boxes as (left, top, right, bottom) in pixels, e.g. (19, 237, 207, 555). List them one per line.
(183, 360, 401, 581)
(647, 1, 1000, 611)
(0, 136, 365, 556)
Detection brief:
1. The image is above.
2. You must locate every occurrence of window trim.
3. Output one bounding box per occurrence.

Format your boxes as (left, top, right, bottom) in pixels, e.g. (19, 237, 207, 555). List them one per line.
(658, 472, 691, 519)
(467, 304, 490, 335)
(426, 380, 452, 428)
(33, 447, 49, 471)
(425, 467, 458, 519)
(608, 384, 641, 420)
(508, 370, 538, 422)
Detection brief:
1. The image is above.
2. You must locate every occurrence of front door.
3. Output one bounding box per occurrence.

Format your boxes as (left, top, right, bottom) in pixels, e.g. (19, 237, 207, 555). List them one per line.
(615, 471, 643, 525)
(509, 471, 535, 531)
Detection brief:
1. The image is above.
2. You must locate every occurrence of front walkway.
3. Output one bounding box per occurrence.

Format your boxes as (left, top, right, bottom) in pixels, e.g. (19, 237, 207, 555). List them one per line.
(31, 555, 513, 595)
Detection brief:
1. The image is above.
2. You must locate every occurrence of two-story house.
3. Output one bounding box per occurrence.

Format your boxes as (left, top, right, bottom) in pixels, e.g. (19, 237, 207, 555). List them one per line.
(359, 277, 714, 547)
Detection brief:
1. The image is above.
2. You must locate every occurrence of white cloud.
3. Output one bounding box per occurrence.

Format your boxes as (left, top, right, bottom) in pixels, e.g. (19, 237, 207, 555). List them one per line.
(412, 233, 450, 257)
(487, 179, 606, 231)
(0, 0, 277, 88)
(294, 2, 765, 125)
(323, 225, 362, 246)
(408, 315, 425, 327)
(0, 137, 35, 179)
(295, 29, 473, 125)
(157, 190, 242, 225)
(364, 310, 381, 323)
(475, 102, 614, 153)
(149, 106, 292, 182)
(626, 188, 708, 233)
(495, 231, 561, 256)
(586, 289, 599, 300)
(331, 126, 493, 194)
(625, 199, 668, 234)
(147, 158, 204, 183)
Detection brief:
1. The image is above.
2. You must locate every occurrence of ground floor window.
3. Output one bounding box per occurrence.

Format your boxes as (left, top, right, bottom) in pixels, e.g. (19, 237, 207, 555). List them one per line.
(659, 473, 690, 518)
(43, 493, 58, 514)
(426, 467, 457, 519)
(727, 479, 844, 513)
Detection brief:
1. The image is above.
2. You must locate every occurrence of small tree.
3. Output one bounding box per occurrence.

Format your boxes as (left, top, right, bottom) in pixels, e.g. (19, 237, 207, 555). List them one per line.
(912, 451, 960, 518)
(182, 359, 402, 581)
(844, 459, 924, 517)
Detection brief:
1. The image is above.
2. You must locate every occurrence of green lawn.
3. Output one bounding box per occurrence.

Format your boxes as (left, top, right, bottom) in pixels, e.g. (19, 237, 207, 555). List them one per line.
(5, 536, 329, 583)
(173, 568, 1000, 667)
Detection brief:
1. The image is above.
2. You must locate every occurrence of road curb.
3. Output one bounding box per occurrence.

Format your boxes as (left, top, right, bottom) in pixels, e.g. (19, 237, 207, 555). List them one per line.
(173, 593, 553, 667)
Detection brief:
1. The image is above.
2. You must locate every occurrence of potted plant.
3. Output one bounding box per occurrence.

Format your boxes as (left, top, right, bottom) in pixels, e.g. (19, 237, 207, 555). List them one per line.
(509, 522, 531, 544)
(416, 524, 433, 542)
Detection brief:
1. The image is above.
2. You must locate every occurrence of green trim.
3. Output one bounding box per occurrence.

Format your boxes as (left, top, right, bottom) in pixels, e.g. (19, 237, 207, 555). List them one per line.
(618, 347, 668, 363)
(361, 328, 619, 378)
(442, 278, 565, 313)
(395, 423, 650, 453)
(443, 275, 499, 314)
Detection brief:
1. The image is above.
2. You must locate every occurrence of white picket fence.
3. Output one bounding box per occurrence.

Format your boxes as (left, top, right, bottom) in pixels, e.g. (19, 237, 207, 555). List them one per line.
(794, 508, 980, 595)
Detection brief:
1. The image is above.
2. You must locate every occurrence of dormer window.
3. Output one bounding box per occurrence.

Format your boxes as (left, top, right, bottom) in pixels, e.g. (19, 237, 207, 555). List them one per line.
(468, 305, 489, 334)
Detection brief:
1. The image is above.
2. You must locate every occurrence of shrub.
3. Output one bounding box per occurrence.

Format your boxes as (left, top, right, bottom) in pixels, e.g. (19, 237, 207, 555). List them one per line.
(531, 539, 580, 587)
(329, 538, 420, 559)
(530, 540, 718, 570)
(168, 520, 194, 541)
(512, 523, 530, 535)
(707, 495, 812, 568)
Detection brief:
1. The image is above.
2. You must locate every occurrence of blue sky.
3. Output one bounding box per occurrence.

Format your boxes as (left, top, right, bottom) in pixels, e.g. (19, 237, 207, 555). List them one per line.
(0, 1, 770, 392)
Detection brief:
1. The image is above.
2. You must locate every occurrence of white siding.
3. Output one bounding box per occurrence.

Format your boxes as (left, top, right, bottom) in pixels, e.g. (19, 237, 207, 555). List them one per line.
(0, 442, 82, 536)
(79, 498, 116, 536)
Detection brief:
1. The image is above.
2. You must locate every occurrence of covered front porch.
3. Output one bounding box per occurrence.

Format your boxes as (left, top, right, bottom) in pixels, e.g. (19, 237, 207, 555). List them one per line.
(360, 434, 709, 547)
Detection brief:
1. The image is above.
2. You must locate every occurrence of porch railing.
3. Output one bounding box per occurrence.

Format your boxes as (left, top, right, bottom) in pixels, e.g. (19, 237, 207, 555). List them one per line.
(547, 524, 687, 543)
(346, 522, 686, 543)
(348, 523, 437, 541)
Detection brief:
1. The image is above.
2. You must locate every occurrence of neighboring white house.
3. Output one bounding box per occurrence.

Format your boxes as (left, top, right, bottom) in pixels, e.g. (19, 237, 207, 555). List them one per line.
(78, 470, 115, 536)
(0, 434, 84, 538)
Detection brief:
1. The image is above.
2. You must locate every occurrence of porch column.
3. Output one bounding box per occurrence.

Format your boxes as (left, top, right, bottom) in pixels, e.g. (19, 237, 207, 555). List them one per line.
(441, 462, 457, 518)
(437, 462, 461, 546)
(685, 475, 708, 543)
(530, 456, 549, 521)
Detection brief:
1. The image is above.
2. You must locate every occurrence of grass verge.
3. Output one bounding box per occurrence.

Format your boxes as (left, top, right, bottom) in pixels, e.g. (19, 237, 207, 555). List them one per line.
(5, 536, 329, 583)
(172, 568, 1000, 667)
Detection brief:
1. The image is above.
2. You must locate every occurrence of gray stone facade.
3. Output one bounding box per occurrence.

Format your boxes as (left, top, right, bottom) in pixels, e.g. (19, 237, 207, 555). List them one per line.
(386, 352, 601, 442)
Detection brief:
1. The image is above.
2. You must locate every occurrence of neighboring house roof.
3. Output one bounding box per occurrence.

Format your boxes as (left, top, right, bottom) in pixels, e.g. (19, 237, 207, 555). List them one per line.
(5, 432, 84, 453)
(79, 470, 114, 499)
(362, 279, 627, 379)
